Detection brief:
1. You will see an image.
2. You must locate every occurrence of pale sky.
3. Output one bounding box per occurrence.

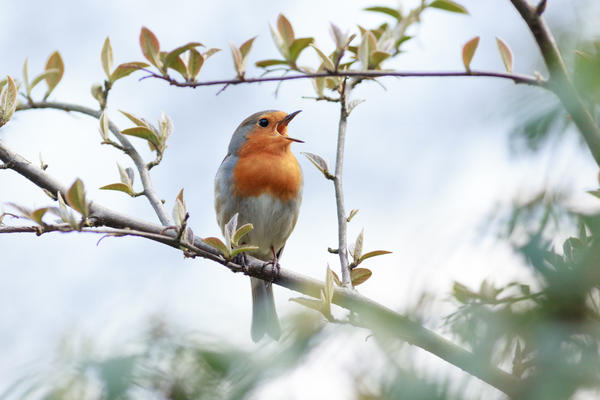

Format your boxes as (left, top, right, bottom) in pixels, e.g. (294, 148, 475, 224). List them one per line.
(1, 0, 599, 398)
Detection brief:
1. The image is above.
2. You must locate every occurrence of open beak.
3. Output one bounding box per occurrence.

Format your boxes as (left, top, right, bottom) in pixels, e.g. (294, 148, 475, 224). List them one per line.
(278, 110, 304, 143)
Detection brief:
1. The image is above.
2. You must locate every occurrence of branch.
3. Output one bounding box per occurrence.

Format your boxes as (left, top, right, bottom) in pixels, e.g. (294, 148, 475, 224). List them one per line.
(15, 101, 173, 225)
(509, 0, 600, 166)
(334, 79, 351, 287)
(0, 138, 521, 397)
(143, 69, 544, 88)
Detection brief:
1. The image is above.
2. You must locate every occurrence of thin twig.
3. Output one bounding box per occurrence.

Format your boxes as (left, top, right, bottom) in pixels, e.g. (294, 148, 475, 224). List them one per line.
(0, 137, 520, 397)
(15, 101, 173, 225)
(509, 0, 600, 166)
(144, 69, 545, 89)
(334, 78, 351, 287)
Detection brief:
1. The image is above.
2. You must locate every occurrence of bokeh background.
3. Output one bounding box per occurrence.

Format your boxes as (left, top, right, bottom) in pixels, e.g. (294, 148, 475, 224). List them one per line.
(1, 0, 599, 398)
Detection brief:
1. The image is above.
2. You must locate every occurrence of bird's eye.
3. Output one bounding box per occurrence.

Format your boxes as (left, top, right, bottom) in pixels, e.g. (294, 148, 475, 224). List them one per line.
(258, 118, 269, 127)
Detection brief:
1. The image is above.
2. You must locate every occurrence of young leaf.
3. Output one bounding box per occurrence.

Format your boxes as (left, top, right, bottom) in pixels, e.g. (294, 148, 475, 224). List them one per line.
(121, 127, 161, 148)
(364, 6, 402, 20)
(289, 297, 326, 313)
(230, 245, 260, 258)
(269, 25, 289, 59)
(330, 269, 342, 286)
(172, 188, 187, 226)
(230, 43, 244, 78)
(22, 58, 31, 97)
(161, 51, 187, 77)
(140, 27, 161, 68)
(186, 48, 204, 81)
(224, 213, 238, 249)
(110, 62, 149, 82)
(347, 209, 359, 222)
(232, 223, 254, 246)
(0, 76, 17, 126)
(56, 192, 79, 229)
(429, 0, 469, 14)
(44, 51, 64, 98)
(239, 36, 256, 59)
(324, 266, 335, 305)
(31, 207, 49, 225)
(202, 237, 230, 258)
(353, 229, 364, 263)
(496, 37, 513, 73)
(164, 42, 203, 72)
(351, 268, 372, 286)
(370, 50, 392, 68)
(277, 14, 295, 48)
(117, 163, 132, 186)
(358, 31, 377, 69)
(30, 69, 61, 92)
(99, 183, 135, 196)
(255, 59, 288, 68)
(99, 111, 110, 141)
(101, 37, 114, 78)
(66, 178, 89, 218)
(311, 45, 335, 71)
(119, 110, 149, 128)
(347, 99, 365, 115)
(462, 36, 480, 72)
(289, 37, 314, 63)
(301, 152, 331, 177)
(358, 250, 392, 263)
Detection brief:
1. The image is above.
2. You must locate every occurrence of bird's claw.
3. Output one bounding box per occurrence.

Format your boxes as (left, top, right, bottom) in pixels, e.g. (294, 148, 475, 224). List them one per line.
(261, 259, 281, 287)
(232, 252, 249, 274)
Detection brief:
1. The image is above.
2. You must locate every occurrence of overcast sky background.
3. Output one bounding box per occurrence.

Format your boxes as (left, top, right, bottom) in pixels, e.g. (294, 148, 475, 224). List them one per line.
(1, 0, 600, 398)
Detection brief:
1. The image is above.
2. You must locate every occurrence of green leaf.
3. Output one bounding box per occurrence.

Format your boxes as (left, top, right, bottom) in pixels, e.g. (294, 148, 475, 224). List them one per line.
(116, 162, 132, 186)
(44, 51, 64, 98)
(66, 178, 89, 218)
(255, 59, 288, 68)
(99, 112, 110, 141)
(31, 207, 49, 225)
(496, 37, 513, 73)
(101, 37, 114, 78)
(239, 36, 256, 59)
(351, 268, 372, 286)
(370, 50, 391, 68)
(99, 183, 135, 196)
(186, 48, 204, 81)
(289, 37, 314, 62)
(139, 27, 161, 68)
(232, 223, 254, 246)
(163, 42, 203, 72)
(30, 69, 61, 91)
(161, 51, 187, 77)
(330, 269, 342, 286)
(56, 192, 79, 229)
(587, 190, 600, 199)
(202, 237, 230, 258)
(462, 36, 479, 71)
(119, 110, 149, 127)
(311, 45, 335, 72)
(110, 62, 148, 82)
(230, 245, 260, 258)
(121, 127, 160, 148)
(429, 0, 469, 14)
(277, 14, 295, 47)
(358, 250, 392, 263)
(269, 24, 288, 59)
(364, 6, 402, 20)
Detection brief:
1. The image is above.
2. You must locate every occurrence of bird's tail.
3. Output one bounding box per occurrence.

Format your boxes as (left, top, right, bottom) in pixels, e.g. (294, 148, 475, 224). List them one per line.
(250, 277, 281, 342)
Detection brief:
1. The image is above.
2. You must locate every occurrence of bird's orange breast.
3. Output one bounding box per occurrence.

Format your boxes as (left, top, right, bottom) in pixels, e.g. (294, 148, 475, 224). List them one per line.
(232, 135, 302, 202)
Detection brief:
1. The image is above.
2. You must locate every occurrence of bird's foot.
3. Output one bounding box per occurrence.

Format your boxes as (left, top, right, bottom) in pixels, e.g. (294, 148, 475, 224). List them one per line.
(232, 252, 249, 274)
(262, 247, 281, 287)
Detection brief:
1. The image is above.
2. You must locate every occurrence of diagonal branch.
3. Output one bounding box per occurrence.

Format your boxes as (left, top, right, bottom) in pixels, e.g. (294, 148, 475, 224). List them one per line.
(509, 0, 600, 166)
(15, 101, 173, 225)
(0, 137, 521, 397)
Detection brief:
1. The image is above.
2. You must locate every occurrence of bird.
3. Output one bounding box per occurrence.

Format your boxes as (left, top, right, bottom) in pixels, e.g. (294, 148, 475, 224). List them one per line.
(214, 109, 303, 341)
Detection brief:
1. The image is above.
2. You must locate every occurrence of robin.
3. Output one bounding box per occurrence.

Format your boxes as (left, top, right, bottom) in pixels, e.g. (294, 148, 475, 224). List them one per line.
(214, 110, 303, 341)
